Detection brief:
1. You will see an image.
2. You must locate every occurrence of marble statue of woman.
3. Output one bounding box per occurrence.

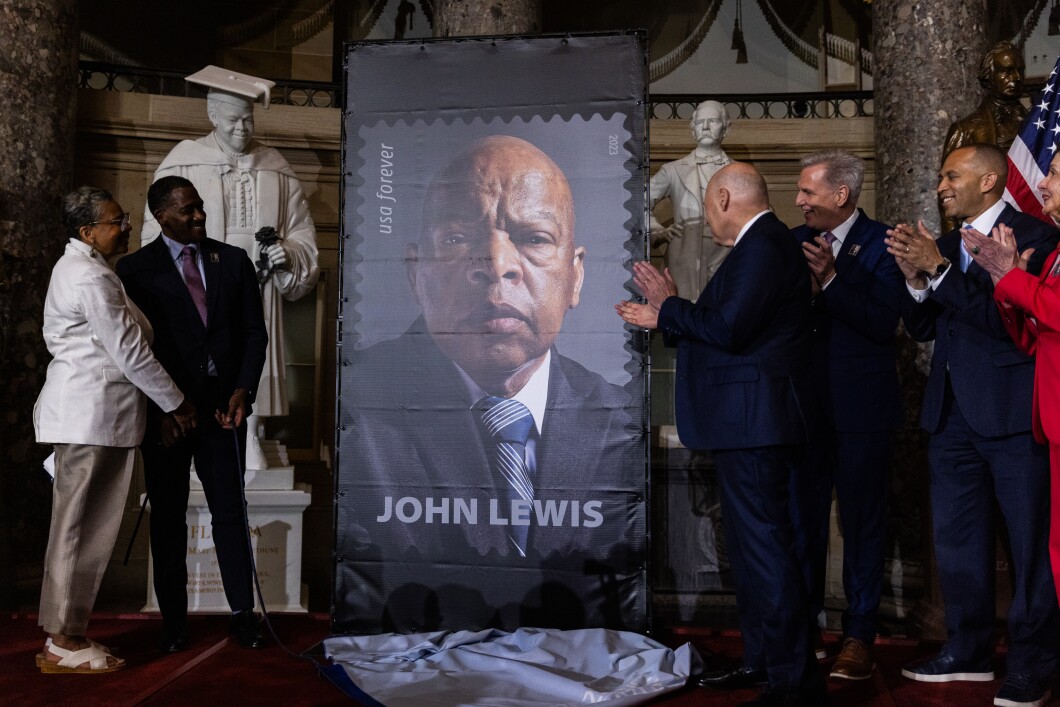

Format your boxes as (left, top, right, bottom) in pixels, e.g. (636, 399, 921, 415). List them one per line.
(143, 67, 319, 470)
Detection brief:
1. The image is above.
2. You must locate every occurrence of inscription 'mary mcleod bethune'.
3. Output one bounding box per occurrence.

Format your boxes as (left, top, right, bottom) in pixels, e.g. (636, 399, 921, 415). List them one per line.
(377, 496, 604, 527)
(377, 143, 396, 234)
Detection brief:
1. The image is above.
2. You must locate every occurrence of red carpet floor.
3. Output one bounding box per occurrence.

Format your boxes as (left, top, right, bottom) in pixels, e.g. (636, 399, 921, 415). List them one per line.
(1, 613, 1043, 706)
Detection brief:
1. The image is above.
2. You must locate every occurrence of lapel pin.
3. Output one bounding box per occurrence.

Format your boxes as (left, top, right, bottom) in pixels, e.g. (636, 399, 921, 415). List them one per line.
(210, 253, 220, 263)
(848, 244, 861, 256)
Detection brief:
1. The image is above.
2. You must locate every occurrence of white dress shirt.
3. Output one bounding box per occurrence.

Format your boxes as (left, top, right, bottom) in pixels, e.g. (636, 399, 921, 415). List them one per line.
(456, 350, 552, 474)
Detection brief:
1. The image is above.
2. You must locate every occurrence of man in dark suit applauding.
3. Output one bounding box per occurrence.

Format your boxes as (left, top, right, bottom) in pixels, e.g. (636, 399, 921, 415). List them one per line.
(617, 162, 822, 706)
(790, 149, 905, 680)
(885, 144, 1059, 707)
(117, 176, 268, 651)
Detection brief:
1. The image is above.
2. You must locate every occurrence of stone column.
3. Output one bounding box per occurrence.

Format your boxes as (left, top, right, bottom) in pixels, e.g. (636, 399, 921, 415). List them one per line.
(433, 0, 540, 37)
(873, 0, 987, 229)
(0, 0, 79, 609)
(872, 0, 988, 638)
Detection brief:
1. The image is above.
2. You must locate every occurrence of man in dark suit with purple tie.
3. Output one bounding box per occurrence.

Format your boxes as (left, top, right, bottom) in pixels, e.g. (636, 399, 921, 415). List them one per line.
(617, 162, 822, 706)
(117, 176, 268, 652)
(789, 149, 905, 681)
(885, 144, 1059, 707)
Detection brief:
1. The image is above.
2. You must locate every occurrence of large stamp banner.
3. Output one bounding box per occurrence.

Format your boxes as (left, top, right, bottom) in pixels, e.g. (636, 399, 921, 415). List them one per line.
(334, 33, 649, 634)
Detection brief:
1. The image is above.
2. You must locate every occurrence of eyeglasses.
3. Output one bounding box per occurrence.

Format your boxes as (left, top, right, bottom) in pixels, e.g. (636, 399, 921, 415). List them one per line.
(89, 212, 131, 230)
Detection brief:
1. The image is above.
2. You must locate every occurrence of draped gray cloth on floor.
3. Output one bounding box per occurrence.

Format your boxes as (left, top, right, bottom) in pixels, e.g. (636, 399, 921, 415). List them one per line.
(324, 627, 701, 706)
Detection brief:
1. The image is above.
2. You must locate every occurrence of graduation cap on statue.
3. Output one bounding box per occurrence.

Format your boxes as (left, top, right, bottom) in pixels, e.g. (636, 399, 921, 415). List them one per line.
(184, 65, 276, 109)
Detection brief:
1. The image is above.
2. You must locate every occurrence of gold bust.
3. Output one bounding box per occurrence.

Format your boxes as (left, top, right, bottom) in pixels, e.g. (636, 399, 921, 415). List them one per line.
(940, 42, 1027, 230)
(943, 41, 1027, 158)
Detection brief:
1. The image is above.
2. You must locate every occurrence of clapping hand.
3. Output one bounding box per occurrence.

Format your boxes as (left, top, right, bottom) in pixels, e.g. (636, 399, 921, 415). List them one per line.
(886, 221, 942, 287)
(631, 261, 678, 310)
(963, 223, 1030, 284)
(615, 261, 678, 331)
(615, 300, 659, 329)
(802, 235, 836, 294)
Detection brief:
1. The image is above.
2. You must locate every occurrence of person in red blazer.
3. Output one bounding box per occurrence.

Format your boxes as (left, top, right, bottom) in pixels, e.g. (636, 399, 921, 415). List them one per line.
(965, 151, 1060, 601)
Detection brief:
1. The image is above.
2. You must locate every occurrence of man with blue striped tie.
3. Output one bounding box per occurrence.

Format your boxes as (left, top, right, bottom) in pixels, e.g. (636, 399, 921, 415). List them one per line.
(340, 135, 639, 632)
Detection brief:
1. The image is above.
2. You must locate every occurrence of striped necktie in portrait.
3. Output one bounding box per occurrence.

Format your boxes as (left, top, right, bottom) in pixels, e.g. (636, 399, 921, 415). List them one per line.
(479, 396, 535, 556)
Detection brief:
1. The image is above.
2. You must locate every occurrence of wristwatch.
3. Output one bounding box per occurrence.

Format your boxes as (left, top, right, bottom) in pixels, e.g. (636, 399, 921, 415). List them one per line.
(929, 258, 950, 279)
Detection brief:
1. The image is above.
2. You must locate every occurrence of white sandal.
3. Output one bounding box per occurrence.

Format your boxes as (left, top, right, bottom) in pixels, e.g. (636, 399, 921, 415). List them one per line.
(36, 637, 118, 668)
(36, 640, 119, 665)
(38, 643, 125, 674)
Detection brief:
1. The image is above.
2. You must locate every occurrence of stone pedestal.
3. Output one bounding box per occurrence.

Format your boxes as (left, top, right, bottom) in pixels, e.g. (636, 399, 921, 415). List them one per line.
(142, 483, 312, 613)
(258, 438, 291, 468)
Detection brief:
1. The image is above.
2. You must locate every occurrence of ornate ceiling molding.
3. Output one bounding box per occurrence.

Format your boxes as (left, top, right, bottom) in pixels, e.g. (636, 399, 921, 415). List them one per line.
(648, 0, 723, 83)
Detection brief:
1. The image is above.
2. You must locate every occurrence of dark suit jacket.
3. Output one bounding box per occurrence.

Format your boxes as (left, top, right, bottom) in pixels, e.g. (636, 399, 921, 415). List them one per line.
(116, 236, 268, 414)
(903, 203, 1059, 437)
(792, 209, 904, 432)
(658, 211, 813, 451)
(334, 322, 644, 632)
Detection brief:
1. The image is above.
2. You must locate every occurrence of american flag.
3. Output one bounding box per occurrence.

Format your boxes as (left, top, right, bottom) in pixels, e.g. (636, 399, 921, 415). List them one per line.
(1005, 54, 1060, 224)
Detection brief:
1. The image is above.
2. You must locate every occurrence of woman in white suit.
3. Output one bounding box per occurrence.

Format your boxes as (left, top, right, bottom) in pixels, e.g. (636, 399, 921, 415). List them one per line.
(33, 187, 196, 674)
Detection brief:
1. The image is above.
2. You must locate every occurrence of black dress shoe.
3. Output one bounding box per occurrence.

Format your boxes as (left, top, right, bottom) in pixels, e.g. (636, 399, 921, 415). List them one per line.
(229, 610, 265, 648)
(158, 627, 187, 653)
(697, 664, 768, 689)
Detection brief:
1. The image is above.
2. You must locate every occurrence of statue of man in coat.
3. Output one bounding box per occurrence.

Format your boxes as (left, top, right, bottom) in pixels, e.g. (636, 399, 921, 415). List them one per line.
(649, 100, 733, 300)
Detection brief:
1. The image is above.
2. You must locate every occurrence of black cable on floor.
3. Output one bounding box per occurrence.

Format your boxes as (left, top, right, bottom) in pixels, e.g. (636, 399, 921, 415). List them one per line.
(230, 426, 383, 705)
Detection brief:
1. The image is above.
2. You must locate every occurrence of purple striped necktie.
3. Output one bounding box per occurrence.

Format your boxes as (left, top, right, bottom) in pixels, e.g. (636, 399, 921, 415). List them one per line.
(181, 245, 208, 325)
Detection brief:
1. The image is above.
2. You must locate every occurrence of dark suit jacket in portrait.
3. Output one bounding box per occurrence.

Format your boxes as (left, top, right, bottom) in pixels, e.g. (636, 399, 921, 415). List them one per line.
(658, 211, 813, 451)
(792, 209, 904, 433)
(334, 320, 644, 633)
(115, 236, 267, 417)
(904, 204, 1059, 437)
